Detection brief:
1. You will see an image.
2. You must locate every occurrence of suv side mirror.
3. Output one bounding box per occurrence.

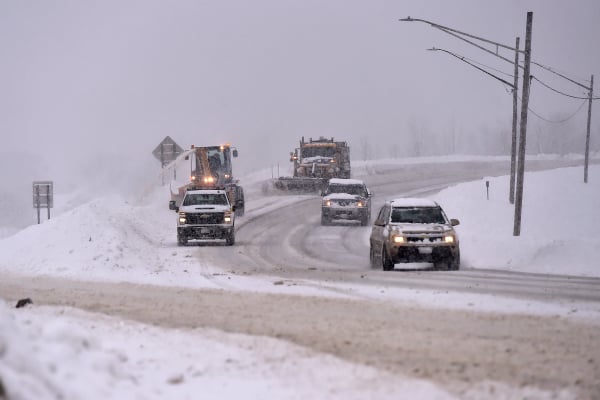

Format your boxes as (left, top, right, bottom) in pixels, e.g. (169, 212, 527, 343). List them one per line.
(169, 200, 177, 211)
(450, 218, 460, 226)
(231, 205, 237, 212)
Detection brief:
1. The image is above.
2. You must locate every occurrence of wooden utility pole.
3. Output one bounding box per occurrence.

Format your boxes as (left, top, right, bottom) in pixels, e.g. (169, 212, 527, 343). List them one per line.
(509, 36, 520, 205)
(584, 74, 594, 183)
(513, 12, 533, 236)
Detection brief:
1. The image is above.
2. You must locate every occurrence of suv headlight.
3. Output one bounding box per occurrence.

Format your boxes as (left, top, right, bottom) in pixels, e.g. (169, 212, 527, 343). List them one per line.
(444, 234, 455, 243)
(323, 200, 331, 207)
(178, 212, 186, 224)
(357, 201, 364, 207)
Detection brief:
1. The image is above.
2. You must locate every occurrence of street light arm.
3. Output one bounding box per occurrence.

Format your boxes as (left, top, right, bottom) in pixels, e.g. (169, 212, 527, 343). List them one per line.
(400, 16, 522, 53)
(401, 16, 592, 92)
(429, 47, 515, 88)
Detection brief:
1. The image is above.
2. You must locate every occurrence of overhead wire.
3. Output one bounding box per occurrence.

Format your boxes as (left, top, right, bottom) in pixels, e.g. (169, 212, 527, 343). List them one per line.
(461, 56, 514, 78)
(517, 94, 588, 124)
(431, 47, 594, 123)
(531, 75, 599, 100)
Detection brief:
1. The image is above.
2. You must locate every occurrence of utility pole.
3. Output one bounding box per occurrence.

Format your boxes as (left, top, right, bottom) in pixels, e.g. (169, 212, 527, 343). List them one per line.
(513, 12, 533, 236)
(509, 37, 520, 205)
(584, 74, 594, 183)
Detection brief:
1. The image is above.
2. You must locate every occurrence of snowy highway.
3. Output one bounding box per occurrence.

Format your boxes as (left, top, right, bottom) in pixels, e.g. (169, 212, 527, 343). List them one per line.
(201, 159, 600, 305)
(1, 158, 600, 399)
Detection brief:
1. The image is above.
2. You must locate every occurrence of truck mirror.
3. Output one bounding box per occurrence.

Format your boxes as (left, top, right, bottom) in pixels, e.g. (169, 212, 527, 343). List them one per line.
(169, 200, 177, 211)
(231, 205, 237, 212)
(232, 149, 238, 158)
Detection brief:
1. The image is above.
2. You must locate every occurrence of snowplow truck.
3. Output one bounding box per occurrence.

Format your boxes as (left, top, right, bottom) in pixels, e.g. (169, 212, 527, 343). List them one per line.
(275, 136, 351, 192)
(170, 144, 245, 216)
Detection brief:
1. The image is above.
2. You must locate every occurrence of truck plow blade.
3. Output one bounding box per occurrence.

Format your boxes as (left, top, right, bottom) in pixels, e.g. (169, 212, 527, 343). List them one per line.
(271, 177, 326, 193)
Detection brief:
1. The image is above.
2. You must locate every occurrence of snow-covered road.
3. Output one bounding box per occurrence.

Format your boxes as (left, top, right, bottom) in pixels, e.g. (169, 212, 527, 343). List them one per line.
(1, 156, 599, 400)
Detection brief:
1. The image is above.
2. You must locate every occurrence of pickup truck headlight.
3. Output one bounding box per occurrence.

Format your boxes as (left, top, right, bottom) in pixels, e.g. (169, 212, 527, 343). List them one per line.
(391, 234, 405, 243)
(357, 201, 364, 207)
(323, 200, 331, 207)
(224, 211, 233, 224)
(178, 212, 186, 224)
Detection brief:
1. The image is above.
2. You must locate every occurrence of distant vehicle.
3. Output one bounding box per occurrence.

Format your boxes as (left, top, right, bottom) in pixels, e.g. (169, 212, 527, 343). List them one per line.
(274, 136, 351, 192)
(169, 188, 236, 246)
(321, 178, 371, 226)
(369, 198, 460, 271)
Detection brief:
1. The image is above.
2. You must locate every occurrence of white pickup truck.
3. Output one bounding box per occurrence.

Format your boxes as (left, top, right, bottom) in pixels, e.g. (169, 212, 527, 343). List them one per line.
(169, 188, 235, 246)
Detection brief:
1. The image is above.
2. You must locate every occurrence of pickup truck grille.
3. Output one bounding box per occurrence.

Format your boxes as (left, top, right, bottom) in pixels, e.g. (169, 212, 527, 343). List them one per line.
(186, 212, 224, 225)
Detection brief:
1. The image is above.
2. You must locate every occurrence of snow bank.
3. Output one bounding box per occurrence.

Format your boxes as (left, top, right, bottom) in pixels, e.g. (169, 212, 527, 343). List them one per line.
(0, 300, 458, 400)
(432, 165, 600, 276)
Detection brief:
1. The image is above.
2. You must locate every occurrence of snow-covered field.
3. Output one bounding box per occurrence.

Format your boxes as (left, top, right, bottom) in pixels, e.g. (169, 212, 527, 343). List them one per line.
(1, 157, 599, 399)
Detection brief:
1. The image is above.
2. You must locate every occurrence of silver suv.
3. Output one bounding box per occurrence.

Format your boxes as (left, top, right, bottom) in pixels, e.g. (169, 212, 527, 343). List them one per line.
(321, 178, 371, 226)
(369, 198, 460, 271)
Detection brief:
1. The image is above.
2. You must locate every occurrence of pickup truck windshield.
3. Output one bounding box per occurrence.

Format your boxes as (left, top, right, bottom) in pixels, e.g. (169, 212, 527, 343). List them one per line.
(391, 207, 446, 224)
(183, 193, 228, 206)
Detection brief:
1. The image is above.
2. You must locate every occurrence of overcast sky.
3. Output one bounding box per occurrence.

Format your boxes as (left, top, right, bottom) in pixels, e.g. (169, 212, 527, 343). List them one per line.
(1, 0, 599, 181)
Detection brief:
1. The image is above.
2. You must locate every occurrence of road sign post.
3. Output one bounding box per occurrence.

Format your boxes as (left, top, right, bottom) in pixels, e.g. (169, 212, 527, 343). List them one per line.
(33, 181, 53, 224)
(153, 136, 183, 184)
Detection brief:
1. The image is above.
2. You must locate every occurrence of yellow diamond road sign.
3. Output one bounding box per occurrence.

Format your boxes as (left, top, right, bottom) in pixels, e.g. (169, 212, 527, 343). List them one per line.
(153, 136, 183, 167)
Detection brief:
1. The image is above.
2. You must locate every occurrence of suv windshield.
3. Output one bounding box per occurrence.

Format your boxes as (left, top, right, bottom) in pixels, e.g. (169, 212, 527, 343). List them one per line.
(183, 193, 228, 206)
(327, 185, 366, 196)
(391, 207, 446, 224)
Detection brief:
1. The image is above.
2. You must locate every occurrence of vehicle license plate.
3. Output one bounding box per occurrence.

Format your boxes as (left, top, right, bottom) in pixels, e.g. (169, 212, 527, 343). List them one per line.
(418, 246, 433, 254)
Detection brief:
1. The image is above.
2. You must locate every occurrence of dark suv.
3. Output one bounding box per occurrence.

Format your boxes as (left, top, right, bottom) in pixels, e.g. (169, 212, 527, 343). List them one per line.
(321, 178, 371, 226)
(369, 198, 460, 271)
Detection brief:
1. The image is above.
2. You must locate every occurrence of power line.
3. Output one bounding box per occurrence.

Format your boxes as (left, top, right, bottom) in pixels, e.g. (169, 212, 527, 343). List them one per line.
(428, 47, 515, 88)
(530, 60, 591, 90)
(531, 76, 599, 100)
(461, 56, 514, 78)
(519, 96, 588, 124)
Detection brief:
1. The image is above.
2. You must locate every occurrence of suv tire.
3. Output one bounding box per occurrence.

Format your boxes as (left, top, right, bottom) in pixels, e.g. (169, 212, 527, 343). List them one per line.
(369, 244, 378, 268)
(449, 252, 460, 271)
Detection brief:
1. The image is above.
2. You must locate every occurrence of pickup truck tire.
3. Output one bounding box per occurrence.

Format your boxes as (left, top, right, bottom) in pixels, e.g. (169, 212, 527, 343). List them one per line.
(226, 233, 235, 246)
(382, 247, 394, 271)
(177, 236, 188, 247)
